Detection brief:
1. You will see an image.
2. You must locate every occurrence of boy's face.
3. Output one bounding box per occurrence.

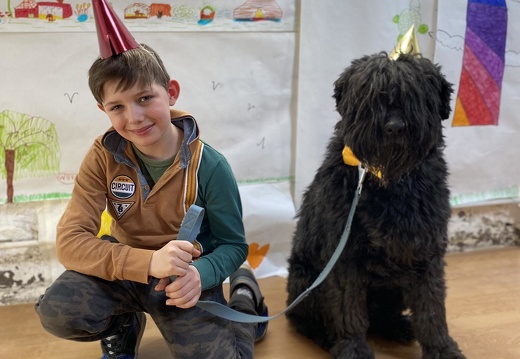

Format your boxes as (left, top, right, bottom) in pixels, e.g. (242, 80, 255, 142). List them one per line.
(98, 79, 180, 158)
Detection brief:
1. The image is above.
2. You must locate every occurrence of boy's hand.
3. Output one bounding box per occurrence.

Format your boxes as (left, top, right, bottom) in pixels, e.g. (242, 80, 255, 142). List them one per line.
(148, 240, 201, 279)
(155, 266, 202, 308)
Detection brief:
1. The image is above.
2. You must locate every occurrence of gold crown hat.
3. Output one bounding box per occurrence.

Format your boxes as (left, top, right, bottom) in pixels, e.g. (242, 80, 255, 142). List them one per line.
(388, 25, 421, 60)
(92, 0, 140, 59)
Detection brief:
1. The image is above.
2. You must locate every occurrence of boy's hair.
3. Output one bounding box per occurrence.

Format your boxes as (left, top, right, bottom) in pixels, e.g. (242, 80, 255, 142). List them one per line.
(88, 43, 170, 104)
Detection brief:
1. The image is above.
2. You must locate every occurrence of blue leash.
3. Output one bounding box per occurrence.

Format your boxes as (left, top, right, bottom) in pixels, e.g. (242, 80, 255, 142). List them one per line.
(174, 166, 367, 323)
(168, 206, 205, 282)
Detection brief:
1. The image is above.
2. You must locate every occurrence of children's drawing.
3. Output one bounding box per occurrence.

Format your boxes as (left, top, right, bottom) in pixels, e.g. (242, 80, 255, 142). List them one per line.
(233, 0, 282, 22)
(452, 0, 507, 126)
(124, 3, 149, 19)
(0, 10, 11, 23)
(12, 0, 36, 19)
(0, 110, 60, 204)
(430, 29, 465, 51)
(171, 4, 197, 21)
(74, 2, 89, 22)
(393, 0, 428, 42)
(246, 242, 270, 269)
(14, 0, 73, 21)
(149, 3, 171, 19)
(1, 0, 293, 31)
(198, 5, 215, 26)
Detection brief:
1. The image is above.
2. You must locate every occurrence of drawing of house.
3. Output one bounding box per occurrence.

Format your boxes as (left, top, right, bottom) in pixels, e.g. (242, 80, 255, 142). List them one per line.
(38, 2, 73, 20)
(149, 3, 171, 18)
(14, 0, 38, 18)
(124, 3, 149, 19)
(14, 0, 72, 20)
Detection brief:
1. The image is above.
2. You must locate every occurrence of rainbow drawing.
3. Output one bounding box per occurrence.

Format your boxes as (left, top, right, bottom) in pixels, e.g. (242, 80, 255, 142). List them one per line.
(452, 0, 507, 127)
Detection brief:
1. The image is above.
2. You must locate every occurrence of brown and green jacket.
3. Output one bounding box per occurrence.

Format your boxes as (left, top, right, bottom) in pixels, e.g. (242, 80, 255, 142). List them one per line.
(57, 110, 248, 291)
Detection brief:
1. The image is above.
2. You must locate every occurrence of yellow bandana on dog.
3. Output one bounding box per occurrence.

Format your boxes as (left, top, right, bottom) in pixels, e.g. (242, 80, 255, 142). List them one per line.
(342, 145, 382, 179)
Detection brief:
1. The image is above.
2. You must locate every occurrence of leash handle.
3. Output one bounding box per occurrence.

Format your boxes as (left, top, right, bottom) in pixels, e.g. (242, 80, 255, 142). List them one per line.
(169, 205, 205, 282)
(195, 166, 367, 323)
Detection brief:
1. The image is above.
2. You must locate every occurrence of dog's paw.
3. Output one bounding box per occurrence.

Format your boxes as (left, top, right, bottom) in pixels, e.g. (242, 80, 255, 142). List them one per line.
(330, 338, 375, 359)
(422, 344, 466, 359)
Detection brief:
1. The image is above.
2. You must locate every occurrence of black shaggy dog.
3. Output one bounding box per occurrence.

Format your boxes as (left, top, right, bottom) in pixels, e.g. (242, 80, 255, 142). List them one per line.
(286, 52, 466, 359)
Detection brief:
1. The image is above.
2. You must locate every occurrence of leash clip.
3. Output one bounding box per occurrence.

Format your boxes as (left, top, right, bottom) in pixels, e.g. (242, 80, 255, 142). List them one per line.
(357, 164, 367, 194)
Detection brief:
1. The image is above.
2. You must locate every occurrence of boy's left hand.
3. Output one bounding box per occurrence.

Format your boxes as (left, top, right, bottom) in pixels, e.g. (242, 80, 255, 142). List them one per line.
(155, 266, 202, 308)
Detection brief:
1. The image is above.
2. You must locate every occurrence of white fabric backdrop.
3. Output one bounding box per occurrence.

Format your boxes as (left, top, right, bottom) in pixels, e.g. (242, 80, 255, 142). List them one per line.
(0, 0, 297, 277)
(1, 0, 519, 279)
(295, 0, 519, 208)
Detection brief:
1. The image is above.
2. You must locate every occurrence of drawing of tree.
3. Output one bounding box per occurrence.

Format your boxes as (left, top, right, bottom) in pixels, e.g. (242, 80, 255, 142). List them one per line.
(0, 110, 60, 203)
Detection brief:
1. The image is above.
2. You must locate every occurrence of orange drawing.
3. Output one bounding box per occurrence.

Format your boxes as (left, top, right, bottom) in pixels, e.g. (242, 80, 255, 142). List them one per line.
(150, 3, 171, 18)
(247, 242, 270, 269)
(124, 3, 149, 19)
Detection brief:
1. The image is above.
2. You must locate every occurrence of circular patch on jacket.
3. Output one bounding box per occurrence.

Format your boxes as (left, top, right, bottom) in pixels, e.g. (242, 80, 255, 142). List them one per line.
(110, 175, 136, 199)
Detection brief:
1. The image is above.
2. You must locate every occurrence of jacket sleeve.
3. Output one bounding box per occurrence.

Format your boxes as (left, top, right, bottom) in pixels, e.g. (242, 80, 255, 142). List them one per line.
(191, 149, 248, 291)
(56, 138, 153, 283)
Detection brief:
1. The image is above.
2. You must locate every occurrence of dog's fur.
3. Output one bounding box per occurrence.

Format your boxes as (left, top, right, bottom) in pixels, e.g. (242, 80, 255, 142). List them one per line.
(286, 52, 466, 359)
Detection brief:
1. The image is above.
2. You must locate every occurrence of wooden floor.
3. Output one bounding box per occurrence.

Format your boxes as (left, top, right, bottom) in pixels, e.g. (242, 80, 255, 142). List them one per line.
(0, 247, 519, 359)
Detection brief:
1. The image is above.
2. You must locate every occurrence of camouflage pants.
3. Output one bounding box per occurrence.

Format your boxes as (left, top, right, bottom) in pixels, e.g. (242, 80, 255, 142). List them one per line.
(35, 270, 256, 358)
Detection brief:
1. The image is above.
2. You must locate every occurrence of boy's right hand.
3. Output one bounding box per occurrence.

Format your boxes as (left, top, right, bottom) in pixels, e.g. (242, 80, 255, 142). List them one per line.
(148, 240, 201, 279)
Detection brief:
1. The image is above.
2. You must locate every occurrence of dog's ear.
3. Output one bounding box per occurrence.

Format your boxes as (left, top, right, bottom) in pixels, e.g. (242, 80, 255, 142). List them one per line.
(333, 65, 358, 115)
(431, 64, 454, 121)
(438, 75, 454, 120)
(333, 72, 347, 110)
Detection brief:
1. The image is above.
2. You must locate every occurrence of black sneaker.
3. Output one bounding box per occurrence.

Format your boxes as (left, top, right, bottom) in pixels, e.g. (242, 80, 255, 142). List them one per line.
(100, 312, 146, 359)
(229, 264, 269, 342)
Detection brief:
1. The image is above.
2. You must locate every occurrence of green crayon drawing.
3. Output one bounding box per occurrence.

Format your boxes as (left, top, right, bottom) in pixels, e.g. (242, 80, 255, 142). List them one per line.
(6, 0, 13, 18)
(393, 0, 428, 42)
(0, 110, 60, 204)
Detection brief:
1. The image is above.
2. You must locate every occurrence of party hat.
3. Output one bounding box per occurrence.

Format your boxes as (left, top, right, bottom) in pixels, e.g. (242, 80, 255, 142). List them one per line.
(388, 25, 421, 60)
(92, 0, 139, 59)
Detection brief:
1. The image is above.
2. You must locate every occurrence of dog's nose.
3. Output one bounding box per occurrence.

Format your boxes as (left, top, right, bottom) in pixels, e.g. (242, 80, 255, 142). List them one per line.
(385, 119, 405, 136)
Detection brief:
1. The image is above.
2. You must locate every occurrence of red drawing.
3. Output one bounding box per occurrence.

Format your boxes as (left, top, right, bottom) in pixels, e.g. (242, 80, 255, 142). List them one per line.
(14, 0, 73, 20)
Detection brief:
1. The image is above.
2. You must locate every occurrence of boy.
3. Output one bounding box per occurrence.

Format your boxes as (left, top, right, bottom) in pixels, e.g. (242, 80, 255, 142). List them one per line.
(35, 1, 268, 358)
